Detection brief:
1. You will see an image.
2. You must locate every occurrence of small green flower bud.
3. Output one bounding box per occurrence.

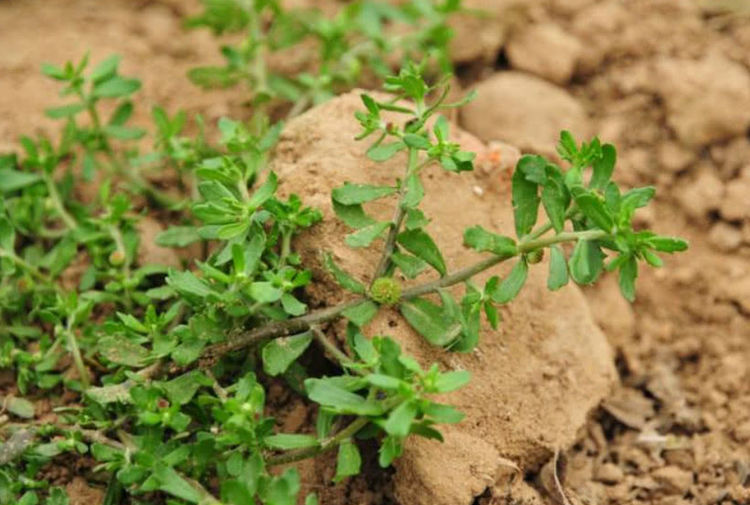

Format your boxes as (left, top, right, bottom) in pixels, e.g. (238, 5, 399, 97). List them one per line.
(109, 250, 126, 266)
(526, 249, 544, 264)
(369, 277, 402, 305)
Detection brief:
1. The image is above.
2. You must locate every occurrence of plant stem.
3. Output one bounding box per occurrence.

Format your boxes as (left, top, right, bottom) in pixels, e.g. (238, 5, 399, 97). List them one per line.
(311, 326, 362, 375)
(279, 229, 292, 266)
(370, 148, 418, 285)
(0, 250, 54, 285)
(519, 229, 606, 251)
(44, 174, 78, 230)
(197, 229, 608, 366)
(81, 93, 179, 209)
(200, 297, 366, 361)
(108, 225, 133, 309)
(64, 325, 90, 389)
(266, 415, 370, 466)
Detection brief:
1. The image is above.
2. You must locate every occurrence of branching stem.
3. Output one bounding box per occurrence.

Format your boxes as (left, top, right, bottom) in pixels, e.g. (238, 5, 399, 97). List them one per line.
(370, 148, 419, 284)
(199, 228, 607, 365)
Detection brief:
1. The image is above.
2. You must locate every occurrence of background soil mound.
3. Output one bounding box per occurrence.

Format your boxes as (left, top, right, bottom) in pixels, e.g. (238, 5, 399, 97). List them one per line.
(271, 91, 616, 505)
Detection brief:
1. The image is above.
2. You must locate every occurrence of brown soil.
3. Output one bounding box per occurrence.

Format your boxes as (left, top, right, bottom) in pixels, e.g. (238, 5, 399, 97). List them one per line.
(2, 1, 750, 504)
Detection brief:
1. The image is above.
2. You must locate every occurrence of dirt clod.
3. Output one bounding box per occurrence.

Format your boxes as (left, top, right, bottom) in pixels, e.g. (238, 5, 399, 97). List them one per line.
(272, 91, 615, 505)
(461, 72, 590, 158)
(652, 55, 750, 148)
(596, 463, 624, 485)
(651, 465, 693, 495)
(506, 23, 581, 85)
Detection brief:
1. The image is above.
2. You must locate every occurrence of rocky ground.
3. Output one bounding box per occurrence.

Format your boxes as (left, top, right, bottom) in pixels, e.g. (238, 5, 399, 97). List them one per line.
(1, 0, 749, 504)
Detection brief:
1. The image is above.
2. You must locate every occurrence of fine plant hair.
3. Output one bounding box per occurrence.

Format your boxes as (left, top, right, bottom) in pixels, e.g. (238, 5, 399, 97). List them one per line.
(0, 7, 687, 505)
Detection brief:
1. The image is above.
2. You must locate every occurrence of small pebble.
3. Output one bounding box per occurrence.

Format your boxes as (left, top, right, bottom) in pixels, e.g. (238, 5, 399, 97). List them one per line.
(595, 463, 624, 484)
(652, 465, 694, 494)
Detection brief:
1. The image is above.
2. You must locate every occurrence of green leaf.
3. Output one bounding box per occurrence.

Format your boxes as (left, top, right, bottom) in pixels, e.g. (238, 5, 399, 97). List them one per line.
(491, 260, 528, 304)
(404, 208, 429, 230)
(0, 169, 42, 193)
(248, 172, 278, 209)
(305, 378, 382, 416)
(557, 130, 578, 163)
(162, 371, 211, 405)
(90, 54, 121, 83)
(281, 294, 307, 316)
(364, 374, 403, 390)
(367, 141, 405, 161)
(463, 226, 517, 257)
(265, 434, 319, 450)
(400, 298, 454, 346)
(403, 134, 431, 150)
(92, 76, 141, 98)
(574, 192, 614, 232)
(646, 236, 688, 253)
(345, 221, 389, 248)
(403, 173, 424, 208)
(167, 270, 213, 299)
(221, 481, 252, 505)
(378, 435, 402, 468)
(620, 187, 655, 219)
(44, 488, 69, 505)
(547, 245, 568, 291)
(332, 183, 396, 205)
(0, 217, 15, 254)
(19, 493, 38, 505)
(397, 229, 446, 276)
(332, 201, 375, 229)
(40, 235, 77, 276)
(341, 301, 378, 327)
(109, 101, 134, 126)
(568, 240, 604, 285)
(390, 252, 427, 279)
(103, 125, 146, 140)
(2, 396, 35, 418)
(433, 115, 450, 141)
(424, 402, 465, 424)
(44, 103, 86, 119)
(41, 63, 67, 80)
(156, 226, 201, 247)
(248, 282, 283, 303)
(517, 154, 547, 184)
(591, 144, 616, 189)
(618, 255, 638, 302)
(86, 383, 133, 405)
(153, 464, 201, 504)
(511, 160, 540, 238)
(433, 370, 471, 393)
(117, 312, 148, 333)
(384, 401, 417, 437)
(323, 253, 366, 294)
(198, 179, 236, 201)
(484, 300, 499, 329)
(541, 168, 568, 233)
(262, 332, 313, 377)
(217, 221, 250, 240)
(98, 337, 149, 367)
(187, 66, 240, 88)
(334, 440, 362, 482)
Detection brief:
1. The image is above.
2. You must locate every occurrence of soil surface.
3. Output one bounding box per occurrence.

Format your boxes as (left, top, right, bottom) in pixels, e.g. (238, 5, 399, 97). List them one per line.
(1, 1, 750, 504)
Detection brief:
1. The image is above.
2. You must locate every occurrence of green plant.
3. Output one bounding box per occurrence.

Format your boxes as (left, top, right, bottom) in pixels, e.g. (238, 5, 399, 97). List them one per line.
(0, 39, 686, 505)
(186, 0, 462, 119)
